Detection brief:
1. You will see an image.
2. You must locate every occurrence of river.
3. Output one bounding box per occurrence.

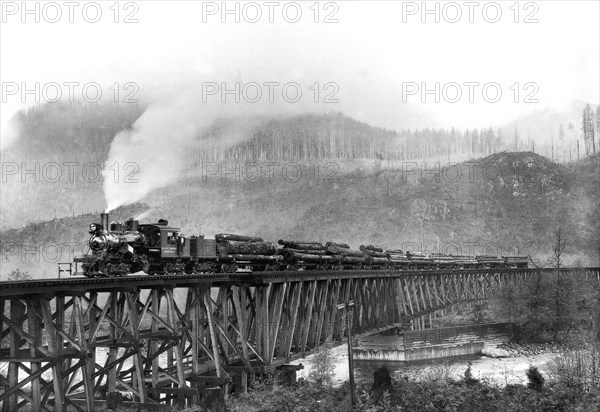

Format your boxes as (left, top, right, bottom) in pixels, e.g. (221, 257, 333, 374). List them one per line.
(290, 343, 560, 387)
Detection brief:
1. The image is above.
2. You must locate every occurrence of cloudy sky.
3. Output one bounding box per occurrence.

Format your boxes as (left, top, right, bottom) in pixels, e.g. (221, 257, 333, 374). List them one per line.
(1, 0, 599, 149)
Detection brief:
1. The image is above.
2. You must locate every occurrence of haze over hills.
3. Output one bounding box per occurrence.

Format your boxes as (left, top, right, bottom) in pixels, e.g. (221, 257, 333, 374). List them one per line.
(1, 102, 599, 279)
(2, 101, 597, 227)
(1, 150, 598, 279)
(500, 101, 598, 161)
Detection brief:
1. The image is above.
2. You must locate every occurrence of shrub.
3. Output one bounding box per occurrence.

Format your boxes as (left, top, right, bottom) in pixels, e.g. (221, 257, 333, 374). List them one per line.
(463, 362, 478, 385)
(547, 341, 600, 391)
(8, 269, 31, 281)
(526, 366, 545, 391)
(307, 344, 336, 387)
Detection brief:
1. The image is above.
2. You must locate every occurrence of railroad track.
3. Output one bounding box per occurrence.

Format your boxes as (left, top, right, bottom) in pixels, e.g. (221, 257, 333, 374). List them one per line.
(1, 267, 597, 297)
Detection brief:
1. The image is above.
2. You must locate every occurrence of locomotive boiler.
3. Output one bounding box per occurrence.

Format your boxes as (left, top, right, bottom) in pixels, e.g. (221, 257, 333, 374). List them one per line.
(73, 213, 529, 277)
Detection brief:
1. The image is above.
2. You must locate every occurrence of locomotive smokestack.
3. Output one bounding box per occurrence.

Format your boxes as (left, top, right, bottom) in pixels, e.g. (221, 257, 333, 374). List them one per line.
(101, 213, 109, 231)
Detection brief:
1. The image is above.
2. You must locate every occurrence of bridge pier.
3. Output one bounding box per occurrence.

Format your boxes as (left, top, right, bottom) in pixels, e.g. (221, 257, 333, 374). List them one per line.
(0, 268, 597, 410)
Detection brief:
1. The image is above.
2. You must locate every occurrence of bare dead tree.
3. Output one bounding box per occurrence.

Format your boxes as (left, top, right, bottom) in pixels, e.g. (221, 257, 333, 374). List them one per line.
(595, 291, 600, 343)
(551, 227, 568, 269)
(551, 227, 569, 340)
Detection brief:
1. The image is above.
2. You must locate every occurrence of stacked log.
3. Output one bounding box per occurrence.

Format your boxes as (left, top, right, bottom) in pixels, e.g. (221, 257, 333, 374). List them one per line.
(406, 251, 433, 262)
(366, 256, 389, 265)
(281, 250, 337, 263)
(502, 256, 529, 266)
(324, 242, 368, 265)
(431, 253, 477, 265)
(360, 245, 388, 258)
(282, 249, 328, 255)
(215, 233, 278, 263)
(279, 240, 368, 265)
(386, 248, 404, 254)
(325, 241, 350, 249)
(216, 233, 264, 242)
(219, 254, 282, 262)
(476, 255, 503, 264)
(278, 240, 325, 251)
(216, 241, 277, 255)
(430, 253, 456, 263)
(363, 245, 384, 252)
(326, 245, 364, 257)
(278, 240, 331, 264)
(338, 255, 366, 264)
(386, 249, 409, 262)
(359, 245, 389, 266)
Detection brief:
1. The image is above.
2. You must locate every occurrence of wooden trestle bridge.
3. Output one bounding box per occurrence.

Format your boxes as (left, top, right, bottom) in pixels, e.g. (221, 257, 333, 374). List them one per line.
(1, 267, 598, 411)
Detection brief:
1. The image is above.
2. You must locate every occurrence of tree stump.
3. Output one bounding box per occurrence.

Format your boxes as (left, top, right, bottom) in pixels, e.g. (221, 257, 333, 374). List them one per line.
(372, 365, 392, 391)
(199, 388, 228, 412)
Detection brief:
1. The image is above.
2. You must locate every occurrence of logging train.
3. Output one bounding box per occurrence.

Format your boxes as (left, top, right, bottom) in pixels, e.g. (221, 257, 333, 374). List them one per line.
(72, 213, 529, 277)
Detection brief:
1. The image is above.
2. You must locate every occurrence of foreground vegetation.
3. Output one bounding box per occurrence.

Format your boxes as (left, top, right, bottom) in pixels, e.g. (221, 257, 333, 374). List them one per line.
(224, 347, 600, 412)
(224, 363, 600, 412)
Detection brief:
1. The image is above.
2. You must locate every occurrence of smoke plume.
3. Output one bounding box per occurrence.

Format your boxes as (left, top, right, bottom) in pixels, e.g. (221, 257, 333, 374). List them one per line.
(102, 76, 310, 212)
(103, 97, 201, 212)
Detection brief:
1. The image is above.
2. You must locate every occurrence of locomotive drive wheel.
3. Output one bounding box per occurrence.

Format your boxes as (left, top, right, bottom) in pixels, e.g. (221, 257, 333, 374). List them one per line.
(131, 255, 150, 274)
(221, 263, 238, 273)
(194, 262, 217, 274)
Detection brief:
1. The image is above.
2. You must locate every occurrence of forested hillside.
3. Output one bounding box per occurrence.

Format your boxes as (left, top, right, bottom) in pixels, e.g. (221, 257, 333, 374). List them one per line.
(6, 101, 597, 171)
(1, 103, 146, 226)
(2, 152, 598, 279)
(4, 102, 515, 169)
(169, 152, 599, 266)
(189, 113, 508, 163)
(1, 103, 598, 279)
(500, 101, 599, 163)
(3, 102, 146, 166)
(1, 103, 524, 227)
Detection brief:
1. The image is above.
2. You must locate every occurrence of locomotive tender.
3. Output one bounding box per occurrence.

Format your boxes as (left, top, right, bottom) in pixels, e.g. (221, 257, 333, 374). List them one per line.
(73, 213, 528, 277)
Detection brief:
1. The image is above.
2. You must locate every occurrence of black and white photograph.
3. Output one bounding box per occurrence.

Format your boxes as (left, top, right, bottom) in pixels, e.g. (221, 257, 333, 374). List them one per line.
(0, 1, 599, 410)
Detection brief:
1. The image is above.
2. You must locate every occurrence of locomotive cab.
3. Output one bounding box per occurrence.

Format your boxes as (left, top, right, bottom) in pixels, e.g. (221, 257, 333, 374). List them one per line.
(133, 221, 217, 274)
(137, 224, 188, 258)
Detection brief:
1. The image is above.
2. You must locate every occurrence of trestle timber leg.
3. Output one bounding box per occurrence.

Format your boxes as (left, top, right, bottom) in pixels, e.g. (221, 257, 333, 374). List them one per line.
(108, 293, 118, 396)
(150, 290, 160, 400)
(5, 299, 24, 412)
(40, 299, 66, 412)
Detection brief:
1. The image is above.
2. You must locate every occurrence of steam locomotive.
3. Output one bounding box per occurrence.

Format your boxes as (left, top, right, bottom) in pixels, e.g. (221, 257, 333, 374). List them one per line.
(72, 213, 529, 277)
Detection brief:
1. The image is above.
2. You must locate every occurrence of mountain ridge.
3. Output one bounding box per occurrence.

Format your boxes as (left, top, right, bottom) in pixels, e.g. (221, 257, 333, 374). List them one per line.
(2, 152, 598, 279)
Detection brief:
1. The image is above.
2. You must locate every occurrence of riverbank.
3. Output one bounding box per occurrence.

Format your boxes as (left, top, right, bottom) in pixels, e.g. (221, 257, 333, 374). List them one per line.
(290, 342, 563, 387)
(229, 354, 600, 412)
